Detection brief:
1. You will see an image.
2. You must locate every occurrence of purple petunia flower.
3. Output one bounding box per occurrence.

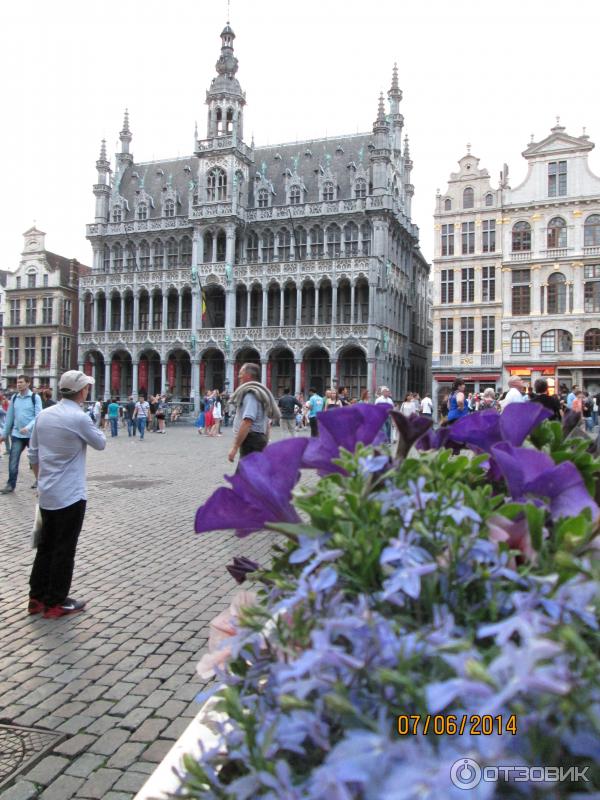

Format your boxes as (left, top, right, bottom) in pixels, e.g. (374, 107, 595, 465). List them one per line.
(195, 438, 308, 537)
(390, 411, 433, 457)
(226, 556, 262, 584)
(449, 404, 552, 454)
(301, 404, 391, 475)
(491, 441, 599, 521)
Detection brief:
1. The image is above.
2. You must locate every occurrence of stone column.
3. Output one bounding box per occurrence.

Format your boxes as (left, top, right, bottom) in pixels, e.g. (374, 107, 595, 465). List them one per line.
(531, 266, 541, 315)
(104, 361, 111, 400)
(294, 359, 302, 396)
(161, 361, 167, 392)
(331, 283, 338, 333)
(107, 296, 113, 332)
(296, 284, 302, 333)
(262, 287, 268, 328)
(314, 286, 320, 326)
(133, 293, 140, 331)
(191, 357, 200, 412)
(148, 293, 154, 330)
(92, 295, 98, 331)
(79, 297, 85, 332)
(120, 295, 126, 330)
(573, 265, 584, 313)
(193, 288, 201, 331)
(261, 359, 267, 385)
(178, 292, 183, 329)
(211, 235, 217, 263)
(132, 360, 139, 399)
(162, 293, 168, 331)
(329, 358, 337, 388)
(246, 288, 251, 327)
(279, 287, 285, 327)
(225, 226, 236, 335)
(502, 268, 512, 316)
(367, 357, 376, 400)
(350, 283, 356, 325)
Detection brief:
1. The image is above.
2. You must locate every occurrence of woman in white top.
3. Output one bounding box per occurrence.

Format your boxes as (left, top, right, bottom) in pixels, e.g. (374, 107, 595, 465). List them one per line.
(400, 393, 415, 417)
(211, 392, 223, 437)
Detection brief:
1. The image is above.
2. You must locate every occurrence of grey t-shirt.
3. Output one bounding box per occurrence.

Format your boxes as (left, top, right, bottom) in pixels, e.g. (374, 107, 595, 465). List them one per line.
(233, 393, 267, 435)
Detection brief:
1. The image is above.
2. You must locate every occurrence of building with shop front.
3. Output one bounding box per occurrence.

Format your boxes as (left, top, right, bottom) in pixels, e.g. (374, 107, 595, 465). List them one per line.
(0, 228, 88, 393)
(432, 122, 600, 413)
(0, 270, 8, 380)
(79, 23, 430, 405)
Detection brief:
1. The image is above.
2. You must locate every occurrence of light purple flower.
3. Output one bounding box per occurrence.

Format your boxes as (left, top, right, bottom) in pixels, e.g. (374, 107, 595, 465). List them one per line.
(358, 454, 389, 475)
(195, 438, 308, 536)
(301, 404, 391, 475)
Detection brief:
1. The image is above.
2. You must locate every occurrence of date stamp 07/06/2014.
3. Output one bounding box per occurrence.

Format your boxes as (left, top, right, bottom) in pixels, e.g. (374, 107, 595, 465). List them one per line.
(397, 714, 517, 737)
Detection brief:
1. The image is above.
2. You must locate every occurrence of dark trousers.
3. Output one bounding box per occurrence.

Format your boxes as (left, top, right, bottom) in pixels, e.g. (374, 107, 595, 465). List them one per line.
(29, 500, 86, 607)
(309, 417, 319, 437)
(7, 437, 29, 488)
(240, 431, 268, 458)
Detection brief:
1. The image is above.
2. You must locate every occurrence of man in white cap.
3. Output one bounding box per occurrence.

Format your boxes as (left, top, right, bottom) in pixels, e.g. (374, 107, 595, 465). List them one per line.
(27, 370, 106, 618)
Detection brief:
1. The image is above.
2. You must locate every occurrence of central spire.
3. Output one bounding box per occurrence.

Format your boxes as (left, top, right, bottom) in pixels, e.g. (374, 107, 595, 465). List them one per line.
(216, 22, 238, 78)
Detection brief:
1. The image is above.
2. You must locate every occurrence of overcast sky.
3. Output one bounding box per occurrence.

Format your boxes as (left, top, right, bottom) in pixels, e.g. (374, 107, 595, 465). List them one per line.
(2, 0, 600, 272)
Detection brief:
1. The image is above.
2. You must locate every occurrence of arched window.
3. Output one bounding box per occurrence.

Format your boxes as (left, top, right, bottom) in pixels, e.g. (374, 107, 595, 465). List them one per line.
(584, 328, 600, 351)
(294, 226, 307, 259)
(547, 217, 567, 249)
(246, 232, 258, 262)
(257, 189, 269, 208)
(153, 239, 164, 268)
(125, 242, 136, 270)
(310, 225, 324, 257)
(207, 168, 227, 201)
(164, 199, 175, 218)
(112, 243, 123, 271)
(547, 272, 567, 314)
(485, 193, 494, 207)
(226, 108, 234, 134)
(137, 202, 147, 221)
(463, 187, 474, 209)
(278, 228, 291, 260)
(166, 238, 177, 267)
(103, 245, 110, 273)
(444, 198, 451, 211)
(216, 107, 223, 135)
(326, 224, 341, 257)
(355, 179, 367, 200)
(322, 182, 335, 202)
(180, 236, 192, 266)
(511, 331, 530, 354)
(139, 240, 150, 269)
(344, 222, 359, 255)
(541, 329, 572, 353)
(361, 222, 372, 255)
(290, 185, 302, 205)
(262, 229, 274, 262)
(512, 221, 531, 252)
(112, 205, 122, 223)
(584, 214, 600, 247)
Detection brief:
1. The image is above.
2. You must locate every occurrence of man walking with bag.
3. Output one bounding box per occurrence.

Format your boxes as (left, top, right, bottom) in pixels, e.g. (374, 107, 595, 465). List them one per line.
(0, 375, 42, 494)
(28, 370, 106, 618)
(228, 362, 280, 462)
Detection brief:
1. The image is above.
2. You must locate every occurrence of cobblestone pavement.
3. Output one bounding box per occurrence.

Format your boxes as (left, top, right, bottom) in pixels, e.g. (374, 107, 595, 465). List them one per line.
(0, 423, 308, 799)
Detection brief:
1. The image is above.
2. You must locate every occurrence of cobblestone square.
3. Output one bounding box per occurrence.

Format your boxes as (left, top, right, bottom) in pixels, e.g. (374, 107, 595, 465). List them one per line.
(0, 425, 297, 799)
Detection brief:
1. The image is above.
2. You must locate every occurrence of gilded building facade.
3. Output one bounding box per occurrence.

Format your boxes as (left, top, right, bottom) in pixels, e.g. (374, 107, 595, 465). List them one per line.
(79, 24, 430, 404)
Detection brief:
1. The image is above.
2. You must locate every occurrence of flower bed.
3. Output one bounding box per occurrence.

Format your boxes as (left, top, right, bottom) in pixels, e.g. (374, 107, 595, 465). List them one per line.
(177, 405, 600, 798)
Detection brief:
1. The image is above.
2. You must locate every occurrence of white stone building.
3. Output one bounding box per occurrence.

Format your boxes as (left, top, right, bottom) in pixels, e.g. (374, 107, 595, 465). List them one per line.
(79, 23, 430, 405)
(432, 122, 600, 412)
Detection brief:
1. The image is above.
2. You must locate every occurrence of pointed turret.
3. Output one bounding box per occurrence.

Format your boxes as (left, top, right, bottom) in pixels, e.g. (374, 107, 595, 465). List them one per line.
(117, 109, 133, 167)
(94, 139, 111, 225)
(388, 64, 404, 151)
(371, 91, 391, 196)
(374, 92, 387, 129)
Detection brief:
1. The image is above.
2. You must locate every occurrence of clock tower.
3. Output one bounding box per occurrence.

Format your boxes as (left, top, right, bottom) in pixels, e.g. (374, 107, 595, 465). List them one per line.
(22, 226, 46, 254)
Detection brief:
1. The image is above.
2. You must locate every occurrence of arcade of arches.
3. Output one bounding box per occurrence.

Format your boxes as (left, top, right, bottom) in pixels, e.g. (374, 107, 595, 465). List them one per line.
(81, 345, 370, 401)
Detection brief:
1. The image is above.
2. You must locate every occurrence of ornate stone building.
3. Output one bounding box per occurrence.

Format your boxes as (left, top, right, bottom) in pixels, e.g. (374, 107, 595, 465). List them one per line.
(432, 122, 600, 413)
(1, 228, 88, 392)
(79, 24, 430, 404)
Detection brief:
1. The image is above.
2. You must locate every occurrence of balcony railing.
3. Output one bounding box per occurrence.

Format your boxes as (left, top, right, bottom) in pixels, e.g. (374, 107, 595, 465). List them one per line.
(439, 355, 453, 366)
(583, 245, 600, 255)
(509, 252, 531, 262)
(481, 354, 497, 366)
(541, 248, 570, 259)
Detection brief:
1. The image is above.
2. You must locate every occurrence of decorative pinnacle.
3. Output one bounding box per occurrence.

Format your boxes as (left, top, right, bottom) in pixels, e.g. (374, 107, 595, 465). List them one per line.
(122, 108, 130, 134)
(377, 92, 386, 123)
(466, 142, 471, 155)
(403, 135, 410, 158)
(389, 63, 401, 96)
(99, 139, 107, 160)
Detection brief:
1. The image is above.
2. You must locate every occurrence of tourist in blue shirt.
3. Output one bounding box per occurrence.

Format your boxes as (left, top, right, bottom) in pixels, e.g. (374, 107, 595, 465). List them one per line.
(107, 398, 120, 437)
(0, 375, 42, 493)
(306, 388, 324, 438)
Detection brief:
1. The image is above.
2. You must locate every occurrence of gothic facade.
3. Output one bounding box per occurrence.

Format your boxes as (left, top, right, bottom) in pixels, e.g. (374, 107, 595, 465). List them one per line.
(79, 24, 430, 404)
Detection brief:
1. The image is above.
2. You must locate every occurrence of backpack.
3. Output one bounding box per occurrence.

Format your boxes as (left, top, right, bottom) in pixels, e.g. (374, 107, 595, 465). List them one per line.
(12, 393, 37, 412)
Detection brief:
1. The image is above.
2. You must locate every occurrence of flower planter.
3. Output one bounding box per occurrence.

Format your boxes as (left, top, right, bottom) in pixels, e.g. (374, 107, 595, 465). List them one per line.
(134, 693, 226, 800)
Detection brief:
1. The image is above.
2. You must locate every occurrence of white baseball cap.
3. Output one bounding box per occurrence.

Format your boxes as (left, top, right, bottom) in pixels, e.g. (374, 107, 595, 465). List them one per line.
(59, 370, 95, 392)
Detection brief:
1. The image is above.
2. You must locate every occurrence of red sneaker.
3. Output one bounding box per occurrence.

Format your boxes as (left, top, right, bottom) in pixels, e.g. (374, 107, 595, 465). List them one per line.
(28, 598, 45, 615)
(43, 598, 86, 618)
